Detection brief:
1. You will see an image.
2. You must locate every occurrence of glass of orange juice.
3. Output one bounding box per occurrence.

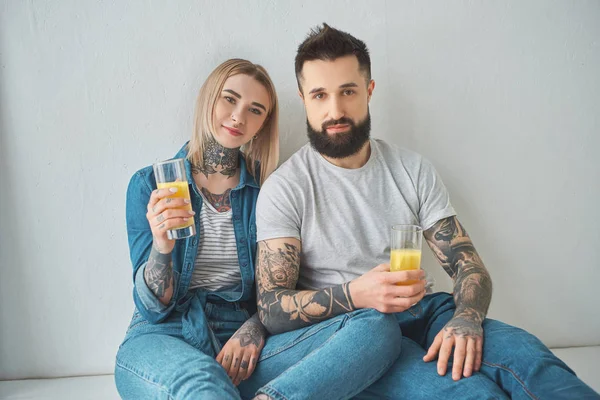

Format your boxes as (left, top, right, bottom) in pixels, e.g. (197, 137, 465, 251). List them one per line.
(390, 225, 422, 285)
(152, 158, 196, 240)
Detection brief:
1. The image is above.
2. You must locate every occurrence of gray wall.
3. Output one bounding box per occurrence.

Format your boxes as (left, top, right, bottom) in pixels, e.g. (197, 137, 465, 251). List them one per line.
(1, 0, 598, 379)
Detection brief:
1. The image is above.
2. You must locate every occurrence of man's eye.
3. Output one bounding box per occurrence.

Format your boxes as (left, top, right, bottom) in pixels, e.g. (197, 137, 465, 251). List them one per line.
(314, 93, 325, 100)
(343, 89, 355, 95)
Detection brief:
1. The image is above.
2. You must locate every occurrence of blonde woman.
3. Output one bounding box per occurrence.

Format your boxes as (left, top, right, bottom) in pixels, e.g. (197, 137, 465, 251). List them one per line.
(115, 59, 401, 400)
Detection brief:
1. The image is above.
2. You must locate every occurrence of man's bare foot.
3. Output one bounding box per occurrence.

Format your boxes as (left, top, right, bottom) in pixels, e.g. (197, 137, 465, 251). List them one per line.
(252, 395, 272, 400)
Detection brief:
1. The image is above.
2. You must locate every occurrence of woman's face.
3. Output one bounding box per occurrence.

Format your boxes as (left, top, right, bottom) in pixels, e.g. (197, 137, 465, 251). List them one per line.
(212, 74, 271, 149)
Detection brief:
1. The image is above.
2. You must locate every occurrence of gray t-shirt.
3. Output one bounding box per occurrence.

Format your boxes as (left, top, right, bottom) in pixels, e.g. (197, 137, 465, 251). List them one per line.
(256, 139, 456, 290)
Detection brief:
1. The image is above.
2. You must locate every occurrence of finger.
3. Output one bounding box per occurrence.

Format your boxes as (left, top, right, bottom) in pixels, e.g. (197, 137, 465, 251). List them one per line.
(148, 188, 178, 212)
(389, 289, 426, 311)
(423, 331, 443, 362)
(216, 349, 224, 365)
(475, 337, 483, 371)
(463, 337, 477, 377)
(235, 356, 251, 383)
(220, 352, 232, 373)
(228, 352, 242, 382)
(154, 217, 193, 232)
(437, 333, 454, 376)
(385, 269, 425, 284)
(389, 281, 427, 298)
(153, 209, 195, 226)
(452, 337, 467, 381)
(372, 263, 391, 272)
(245, 355, 258, 379)
(150, 197, 191, 217)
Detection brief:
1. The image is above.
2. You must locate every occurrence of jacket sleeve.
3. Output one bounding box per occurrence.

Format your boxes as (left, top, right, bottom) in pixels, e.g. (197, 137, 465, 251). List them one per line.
(125, 170, 178, 323)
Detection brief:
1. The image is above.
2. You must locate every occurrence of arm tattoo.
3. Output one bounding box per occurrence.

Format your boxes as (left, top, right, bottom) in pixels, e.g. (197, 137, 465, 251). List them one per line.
(143, 246, 173, 300)
(200, 187, 232, 212)
(424, 216, 492, 337)
(256, 241, 356, 334)
(231, 314, 266, 348)
(190, 135, 238, 178)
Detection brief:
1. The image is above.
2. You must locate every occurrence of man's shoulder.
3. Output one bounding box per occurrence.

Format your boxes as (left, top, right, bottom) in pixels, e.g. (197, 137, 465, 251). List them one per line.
(268, 143, 315, 181)
(372, 139, 425, 170)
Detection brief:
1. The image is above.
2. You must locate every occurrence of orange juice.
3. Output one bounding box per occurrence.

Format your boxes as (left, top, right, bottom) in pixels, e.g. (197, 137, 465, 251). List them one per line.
(157, 181, 194, 230)
(390, 249, 421, 285)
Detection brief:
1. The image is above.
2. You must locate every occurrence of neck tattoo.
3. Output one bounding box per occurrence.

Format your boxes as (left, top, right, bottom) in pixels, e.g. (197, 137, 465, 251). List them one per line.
(192, 136, 239, 179)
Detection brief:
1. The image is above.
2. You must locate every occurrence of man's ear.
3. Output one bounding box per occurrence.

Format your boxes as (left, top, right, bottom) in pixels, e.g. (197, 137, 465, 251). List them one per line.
(298, 89, 304, 100)
(367, 79, 375, 102)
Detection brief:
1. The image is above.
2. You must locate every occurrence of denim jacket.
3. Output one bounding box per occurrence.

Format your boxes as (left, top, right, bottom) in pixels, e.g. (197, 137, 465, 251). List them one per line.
(125, 143, 260, 325)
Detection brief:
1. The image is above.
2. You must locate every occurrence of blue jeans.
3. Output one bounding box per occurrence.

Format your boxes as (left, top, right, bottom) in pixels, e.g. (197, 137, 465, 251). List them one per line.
(115, 299, 401, 400)
(357, 292, 599, 399)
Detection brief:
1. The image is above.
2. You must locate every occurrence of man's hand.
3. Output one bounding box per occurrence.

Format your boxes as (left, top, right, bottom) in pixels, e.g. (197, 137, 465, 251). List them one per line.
(216, 314, 266, 386)
(423, 312, 484, 380)
(350, 264, 427, 313)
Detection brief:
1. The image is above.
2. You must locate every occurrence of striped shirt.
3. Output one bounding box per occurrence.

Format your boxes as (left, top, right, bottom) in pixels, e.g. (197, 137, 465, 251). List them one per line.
(189, 192, 241, 292)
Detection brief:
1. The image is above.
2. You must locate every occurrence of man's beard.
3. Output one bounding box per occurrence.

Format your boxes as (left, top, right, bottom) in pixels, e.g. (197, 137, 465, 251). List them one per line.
(306, 112, 371, 159)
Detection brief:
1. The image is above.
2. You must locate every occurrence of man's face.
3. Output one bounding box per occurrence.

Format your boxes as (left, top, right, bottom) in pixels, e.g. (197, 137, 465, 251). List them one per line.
(299, 55, 375, 158)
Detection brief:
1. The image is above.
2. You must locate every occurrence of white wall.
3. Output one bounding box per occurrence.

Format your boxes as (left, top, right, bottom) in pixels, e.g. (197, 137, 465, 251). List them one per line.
(1, 0, 598, 380)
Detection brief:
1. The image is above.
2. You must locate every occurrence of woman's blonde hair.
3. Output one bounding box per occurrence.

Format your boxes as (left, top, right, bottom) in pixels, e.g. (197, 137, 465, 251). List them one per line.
(187, 58, 279, 184)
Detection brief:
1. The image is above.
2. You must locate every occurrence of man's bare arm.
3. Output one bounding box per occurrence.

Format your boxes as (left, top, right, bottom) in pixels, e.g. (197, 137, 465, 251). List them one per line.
(256, 239, 356, 334)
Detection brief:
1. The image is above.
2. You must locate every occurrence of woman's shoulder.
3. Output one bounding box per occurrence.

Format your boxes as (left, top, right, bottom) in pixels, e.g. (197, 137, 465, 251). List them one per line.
(127, 164, 156, 197)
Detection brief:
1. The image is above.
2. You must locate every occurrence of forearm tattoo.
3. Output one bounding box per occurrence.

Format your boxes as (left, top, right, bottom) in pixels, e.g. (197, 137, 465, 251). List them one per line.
(256, 241, 356, 334)
(191, 135, 238, 178)
(424, 217, 492, 336)
(143, 246, 173, 299)
(231, 314, 266, 348)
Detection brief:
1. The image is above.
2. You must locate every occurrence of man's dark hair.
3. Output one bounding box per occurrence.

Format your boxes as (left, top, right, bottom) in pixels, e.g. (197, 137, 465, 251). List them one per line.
(295, 23, 371, 92)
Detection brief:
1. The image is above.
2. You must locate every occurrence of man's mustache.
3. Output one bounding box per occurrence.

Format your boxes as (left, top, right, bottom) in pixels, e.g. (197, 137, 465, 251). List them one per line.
(321, 117, 355, 130)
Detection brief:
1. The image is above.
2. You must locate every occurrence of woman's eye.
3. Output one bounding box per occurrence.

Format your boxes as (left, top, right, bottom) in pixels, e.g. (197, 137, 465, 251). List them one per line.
(225, 96, 235, 104)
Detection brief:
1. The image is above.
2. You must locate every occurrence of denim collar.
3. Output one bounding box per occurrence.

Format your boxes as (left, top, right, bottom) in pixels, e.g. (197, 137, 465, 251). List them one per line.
(174, 142, 259, 189)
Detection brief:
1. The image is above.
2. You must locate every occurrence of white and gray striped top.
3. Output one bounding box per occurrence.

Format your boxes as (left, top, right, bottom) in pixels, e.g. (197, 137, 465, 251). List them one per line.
(189, 193, 241, 292)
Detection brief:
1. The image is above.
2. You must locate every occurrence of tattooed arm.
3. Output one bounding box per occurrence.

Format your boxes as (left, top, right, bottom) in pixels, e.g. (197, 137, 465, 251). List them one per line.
(422, 216, 492, 380)
(256, 238, 356, 335)
(256, 238, 426, 335)
(143, 246, 174, 305)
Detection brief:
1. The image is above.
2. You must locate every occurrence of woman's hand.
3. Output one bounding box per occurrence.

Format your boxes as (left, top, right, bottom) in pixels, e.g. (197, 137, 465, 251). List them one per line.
(216, 314, 267, 386)
(146, 187, 195, 254)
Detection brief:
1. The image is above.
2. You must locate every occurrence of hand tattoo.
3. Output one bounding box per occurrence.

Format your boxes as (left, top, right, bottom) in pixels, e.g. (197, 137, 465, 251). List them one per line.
(424, 216, 492, 337)
(256, 241, 356, 334)
(191, 135, 238, 178)
(231, 314, 266, 348)
(143, 246, 173, 299)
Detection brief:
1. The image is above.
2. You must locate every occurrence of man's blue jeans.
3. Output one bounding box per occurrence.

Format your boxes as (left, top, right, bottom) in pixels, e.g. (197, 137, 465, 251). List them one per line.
(115, 300, 401, 400)
(357, 292, 599, 399)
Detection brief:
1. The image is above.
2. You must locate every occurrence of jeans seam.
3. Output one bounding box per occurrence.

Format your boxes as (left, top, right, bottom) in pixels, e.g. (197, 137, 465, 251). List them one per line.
(258, 317, 344, 361)
(482, 361, 538, 400)
(115, 361, 174, 400)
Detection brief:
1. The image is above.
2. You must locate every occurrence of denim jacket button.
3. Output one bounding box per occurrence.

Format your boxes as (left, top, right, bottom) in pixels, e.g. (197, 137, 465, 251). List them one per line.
(239, 237, 245, 243)
(234, 215, 240, 220)
(241, 263, 247, 267)
(191, 238, 197, 246)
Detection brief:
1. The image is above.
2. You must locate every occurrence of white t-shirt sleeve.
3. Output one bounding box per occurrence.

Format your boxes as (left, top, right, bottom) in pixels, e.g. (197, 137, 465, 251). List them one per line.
(256, 175, 302, 242)
(417, 158, 456, 230)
